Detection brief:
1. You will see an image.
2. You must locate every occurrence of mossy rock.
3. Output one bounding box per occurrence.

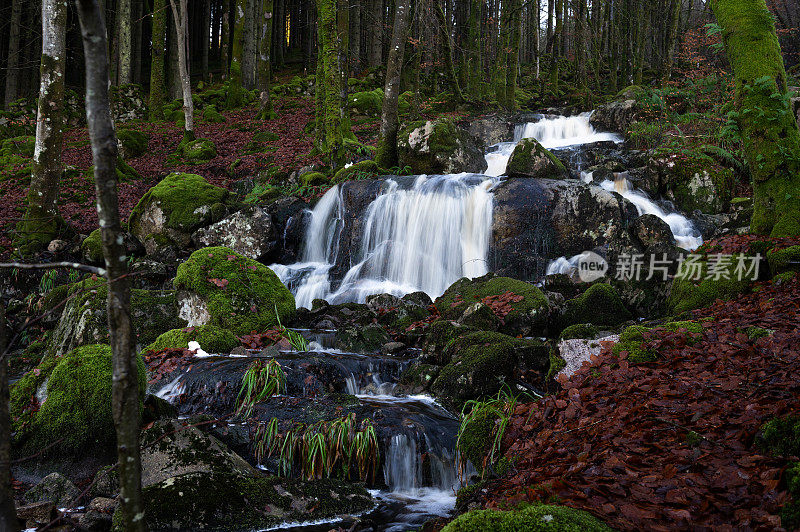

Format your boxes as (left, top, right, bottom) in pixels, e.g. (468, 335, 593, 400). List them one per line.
(178, 137, 217, 162)
(455, 481, 485, 512)
(174, 246, 295, 335)
(613, 320, 703, 364)
(436, 275, 550, 337)
(334, 322, 391, 354)
(348, 88, 384, 115)
(442, 504, 612, 532)
(768, 246, 800, 275)
(422, 320, 479, 365)
(506, 138, 569, 179)
(458, 407, 498, 473)
(84, 156, 141, 182)
(650, 148, 735, 215)
(398, 362, 441, 392)
(80, 228, 104, 264)
(11, 344, 146, 456)
(144, 325, 239, 354)
(397, 118, 487, 174)
(128, 172, 231, 254)
(560, 283, 631, 328)
(117, 129, 149, 158)
(49, 278, 184, 356)
(332, 160, 384, 183)
(559, 323, 599, 340)
(667, 260, 753, 314)
(299, 171, 329, 187)
(201, 105, 225, 123)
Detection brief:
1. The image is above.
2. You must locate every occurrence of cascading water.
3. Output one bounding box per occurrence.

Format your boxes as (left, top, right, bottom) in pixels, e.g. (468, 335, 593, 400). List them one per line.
(272, 175, 496, 309)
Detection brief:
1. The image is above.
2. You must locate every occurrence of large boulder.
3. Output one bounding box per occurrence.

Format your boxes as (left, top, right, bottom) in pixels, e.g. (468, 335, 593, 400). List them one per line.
(398, 119, 487, 174)
(192, 205, 277, 261)
(506, 138, 569, 179)
(468, 115, 515, 146)
(48, 279, 184, 356)
(646, 149, 735, 214)
(174, 246, 295, 335)
(23, 472, 79, 507)
(110, 83, 147, 122)
(590, 98, 639, 133)
(558, 283, 632, 329)
(128, 173, 232, 256)
(10, 345, 146, 457)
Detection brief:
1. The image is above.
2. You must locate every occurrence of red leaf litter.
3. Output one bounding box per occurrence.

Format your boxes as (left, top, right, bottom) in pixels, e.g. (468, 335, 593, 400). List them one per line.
(480, 275, 800, 531)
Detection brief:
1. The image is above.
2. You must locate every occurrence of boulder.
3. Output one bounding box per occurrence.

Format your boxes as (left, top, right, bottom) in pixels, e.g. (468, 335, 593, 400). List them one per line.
(192, 205, 277, 261)
(590, 99, 639, 133)
(631, 214, 674, 250)
(646, 150, 734, 214)
(144, 325, 239, 354)
(559, 283, 631, 328)
(48, 279, 183, 356)
(116, 129, 149, 158)
(80, 229, 104, 264)
(16, 501, 57, 529)
(174, 246, 295, 335)
(398, 119, 487, 174)
(468, 115, 515, 146)
(128, 173, 232, 256)
(177, 137, 217, 162)
(24, 472, 79, 508)
(110, 83, 147, 122)
(506, 138, 569, 179)
(335, 322, 392, 353)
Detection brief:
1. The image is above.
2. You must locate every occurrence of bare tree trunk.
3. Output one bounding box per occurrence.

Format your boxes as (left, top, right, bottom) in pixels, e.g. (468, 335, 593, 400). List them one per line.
(119, 0, 132, 84)
(256, 0, 276, 119)
(221, 0, 230, 77)
(368, 0, 383, 67)
(375, 0, 411, 168)
(74, 2, 145, 531)
(0, 304, 18, 532)
(350, 0, 361, 74)
(434, 1, 465, 102)
(4, 0, 23, 108)
(202, 0, 211, 82)
(170, 0, 195, 140)
(18, 0, 68, 258)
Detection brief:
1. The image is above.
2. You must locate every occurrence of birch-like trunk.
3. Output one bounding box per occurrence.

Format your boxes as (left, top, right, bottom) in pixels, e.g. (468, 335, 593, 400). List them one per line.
(73, 1, 145, 530)
(256, 0, 276, 120)
(170, 0, 195, 140)
(118, 0, 132, 84)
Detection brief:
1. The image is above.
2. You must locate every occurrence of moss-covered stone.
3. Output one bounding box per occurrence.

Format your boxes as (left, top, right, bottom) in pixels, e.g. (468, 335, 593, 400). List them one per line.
(758, 415, 800, 457)
(442, 504, 612, 531)
(559, 323, 599, 340)
(128, 172, 231, 253)
(299, 171, 329, 187)
(560, 283, 631, 328)
(667, 260, 753, 314)
(455, 481, 485, 511)
(174, 246, 295, 335)
(11, 344, 146, 456)
(332, 160, 384, 183)
(506, 138, 569, 179)
(177, 137, 218, 162)
(84, 156, 141, 182)
(145, 325, 239, 354)
(436, 275, 550, 337)
(768, 245, 800, 275)
(458, 407, 498, 472)
(422, 320, 478, 365)
(348, 88, 384, 115)
(650, 148, 735, 215)
(397, 118, 487, 174)
(201, 105, 226, 123)
(80, 228, 104, 264)
(117, 129, 149, 158)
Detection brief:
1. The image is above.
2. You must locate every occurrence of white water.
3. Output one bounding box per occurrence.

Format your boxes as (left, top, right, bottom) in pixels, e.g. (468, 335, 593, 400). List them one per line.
(272, 175, 496, 308)
(484, 112, 623, 177)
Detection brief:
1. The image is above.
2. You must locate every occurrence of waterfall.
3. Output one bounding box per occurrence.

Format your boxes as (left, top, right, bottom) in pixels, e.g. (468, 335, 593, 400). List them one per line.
(384, 434, 422, 493)
(273, 175, 496, 308)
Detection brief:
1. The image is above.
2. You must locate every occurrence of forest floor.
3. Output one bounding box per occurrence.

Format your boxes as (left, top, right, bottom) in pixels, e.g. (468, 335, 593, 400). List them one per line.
(473, 252, 800, 530)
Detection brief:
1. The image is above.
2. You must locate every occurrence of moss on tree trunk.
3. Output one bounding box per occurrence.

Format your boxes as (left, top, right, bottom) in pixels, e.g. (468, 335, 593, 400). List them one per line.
(149, 0, 167, 120)
(711, 0, 800, 236)
(226, 0, 247, 109)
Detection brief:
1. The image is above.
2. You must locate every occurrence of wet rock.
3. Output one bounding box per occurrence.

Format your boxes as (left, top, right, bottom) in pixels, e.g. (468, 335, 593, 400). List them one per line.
(506, 138, 569, 179)
(24, 472, 79, 507)
(381, 341, 406, 354)
(366, 293, 431, 341)
(558, 283, 632, 329)
(263, 196, 309, 263)
(335, 322, 392, 353)
(590, 99, 639, 133)
(192, 205, 277, 261)
(468, 115, 515, 146)
(16, 501, 57, 529)
(646, 150, 734, 215)
(398, 118, 487, 174)
(631, 214, 674, 250)
(301, 301, 376, 330)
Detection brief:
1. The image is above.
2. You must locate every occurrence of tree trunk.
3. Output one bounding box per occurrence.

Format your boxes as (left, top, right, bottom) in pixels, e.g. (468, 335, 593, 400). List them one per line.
(18, 0, 68, 257)
(256, 0, 275, 120)
(149, 0, 167, 120)
(226, 0, 247, 107)
(202, 0, 210, 82)
(350, 1, 361, 74)
(368, 0, 383, 67)
(119, 0, 132, 84)
(221, 0, 230, 77)
(504, 0, 522, 110)
(711, 0, 800, 236)
(242, 0, 256, 89)
(662, 0, 682, 79)
(170, 0, 195, 139)
(434, 2, 465, 102)
(375, 0, 411, 168)
(0, 303, 17, 532)
(74, 2, 145, 531)
(4, 0, 23, 108)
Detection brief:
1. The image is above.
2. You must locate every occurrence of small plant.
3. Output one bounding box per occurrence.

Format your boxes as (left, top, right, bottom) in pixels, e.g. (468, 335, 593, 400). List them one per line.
(275, 306, 309, 351)
(235, 358, 286, 418)
(39, 269, 58, 294)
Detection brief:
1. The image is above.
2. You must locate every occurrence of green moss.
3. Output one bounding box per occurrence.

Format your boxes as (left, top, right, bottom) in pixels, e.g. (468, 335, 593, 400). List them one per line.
(253, 131, 280, 143)
(128, 172, 230, 236)
(773, 271, 798, 283)
(547, 347, 567, 383)
(300, 171, 329, 187)
(117, 129, 149, 158)
(332, 160, 384, 183)
(145, 325, 239, 353)
(348, 88, 384, 115)
(506, 138, 568, 179)
(398, 362, 441, 389)
(0, 135, 35, 157)
(12, 345, 146, 456)
(559, 323, 599, 340)
(758, 415, 800, 457)
(81, 229, 104, 264)
(459, 408, 498, 471)
(667, 260, 753, 314)
(84, 156, 141, 182)
(768, 246, 800, 275)
(612, 325, 656, 363)
(560, 284, 631, 328)
(770, 211, 800, 238)
(455, 481, 485, 511)
(177, 137, 217, 162)
(174, 246, 295, 335)
(397, 118, 472, 174)
(442, 504, 612, 532)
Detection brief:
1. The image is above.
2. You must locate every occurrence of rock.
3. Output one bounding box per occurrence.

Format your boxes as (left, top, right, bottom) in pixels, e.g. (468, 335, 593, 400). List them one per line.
(144, 325, 239, 353)
(348, 88, 384, 116)
(398, 119, 487, 174)
(335, 322, 392, 353)
(47, 239, 69, 254)
(631, 214, 674, 250)
(79, 509, 113, 531)
(80, 229, 104, 264)
(441, 504, 611, 532)
(435, 274, 549, 338)
(88, 497, 117, 513)
(192, 205, 277, 261)
(177, 137, 217, 162)
(11, 345, 146, 458)
(174, 246, 295, 335)
(559, 283, 632, 328)
(590, 99, 639, 133)
(506, 138, 569, 179)
(767, 245, 800, 275)
(49, 278, 183, 356)
(89, 467, 119, 499)
(381, 341, 406, 354)
(421, 320, 478, 365)
(16, 501, 57, 528)
(557, 335, 619, 379)
(468, 115, 515, 146)
(110, 83, 147, 122)
(128, 172, 232, 256)
(24, 472, 79, 507)
(117, 129, 149, 158)
(646, 150, 734, 214)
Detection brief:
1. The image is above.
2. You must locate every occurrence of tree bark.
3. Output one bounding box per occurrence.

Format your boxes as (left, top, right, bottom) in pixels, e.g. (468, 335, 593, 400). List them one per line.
(226, 0, 247, 107)
(149, 0, 167, 120)
(368, 0, 383, 67)
(504, 0, 522, 110)
(4, 0, 23, 108)
(170, 0, 195, 139)
(74, 2, 145, 531)
(256, 0, 275, 120)
(202, 0, 211, 82)
(0, 303, 18, 532)
(18, 0, 68, 257)
(119, 0, 132, 84)
(711, 0, 800, 236)
(375, 0, 411, 168)
(221, 0, 230, 77)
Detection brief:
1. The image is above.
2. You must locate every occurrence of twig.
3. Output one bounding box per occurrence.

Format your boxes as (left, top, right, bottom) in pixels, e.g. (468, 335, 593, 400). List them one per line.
(0, 261, 105, 276)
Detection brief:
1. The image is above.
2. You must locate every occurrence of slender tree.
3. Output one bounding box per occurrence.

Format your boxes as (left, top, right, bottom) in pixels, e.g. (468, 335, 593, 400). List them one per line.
(256, 0, 276, 119)
(0, 304, 17, 531)
(226, 0, 247, 108)
(17, 0, 68, 257)
(169, 0, 195, 139)
(149, 0, 168, 120)
(118, 0, 132, 84)
(375, 0, 412, 168)
(4, 0, 24, 108)
(74, 1, 145, 531)
(711, 0, 800, 236)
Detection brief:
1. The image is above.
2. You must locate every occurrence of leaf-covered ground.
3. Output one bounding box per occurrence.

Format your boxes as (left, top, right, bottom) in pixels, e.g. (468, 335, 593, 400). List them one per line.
(478, 275, 800, 530)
